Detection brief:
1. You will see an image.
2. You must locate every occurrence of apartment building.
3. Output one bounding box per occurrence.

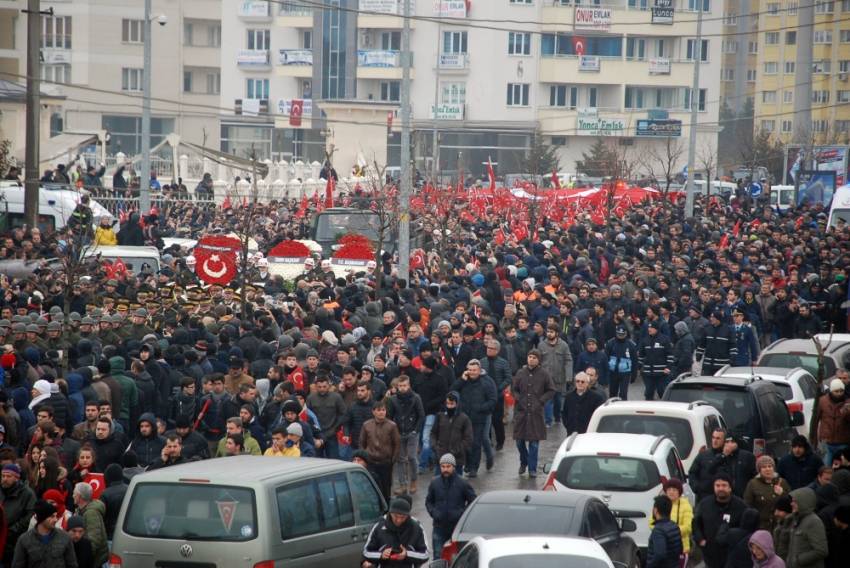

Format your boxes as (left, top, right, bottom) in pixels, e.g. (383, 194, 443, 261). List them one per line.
(720, 0, 759, 114)
(0, 0, 221, 160)
(754, 0, 850, 143)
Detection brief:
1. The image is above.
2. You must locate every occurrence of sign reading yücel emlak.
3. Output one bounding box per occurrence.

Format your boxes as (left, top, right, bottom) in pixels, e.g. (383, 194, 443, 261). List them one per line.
(574, 7, 612, 30)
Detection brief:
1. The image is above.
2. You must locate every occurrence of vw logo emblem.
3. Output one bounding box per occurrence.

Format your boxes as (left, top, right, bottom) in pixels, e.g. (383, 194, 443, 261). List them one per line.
(179, 544, 193, 558)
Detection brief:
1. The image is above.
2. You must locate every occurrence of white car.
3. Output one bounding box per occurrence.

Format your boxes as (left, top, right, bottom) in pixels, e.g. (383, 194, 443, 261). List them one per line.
(586, 399, 727, 471)
(443, 536, 614, 568)
(715, 366, 818, 436)
(543, 433, 693, 551)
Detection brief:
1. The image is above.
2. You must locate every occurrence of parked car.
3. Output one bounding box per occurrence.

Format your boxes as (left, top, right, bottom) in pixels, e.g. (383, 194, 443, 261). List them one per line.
(437, 536, 615, 568)
(541, 433, 691, 553)
(586, 399, 727, 471)
(440, 490, 639, 568)
(715, 366, 818, 436)
(663, 375, 800, 458)
(758, 335, 850, 377)
(111, 456, 386, 568)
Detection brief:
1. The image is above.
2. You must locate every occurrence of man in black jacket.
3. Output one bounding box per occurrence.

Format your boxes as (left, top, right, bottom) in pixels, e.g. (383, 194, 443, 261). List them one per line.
(450, 360, 497, 478)
(344, 381, 377, 450)
(778, 435, 823, 490)
(415, 356, 449, 471)
(166, 415, 210, 461)
(637, 322, 674, 400)
(425, 453, 476, 559)
(388, 376, 425, 495)
(647, 495, 683, 568)
(696, 310, 738, 376)
(689, 428, 726, 503)
(561, 372, 604, 435)
(98, 463, 127, 541)
(693, 473, 751, 568)
(713, 435, 756, 499)
(481, 339, 511, 451)
(362, 497, 429, 568)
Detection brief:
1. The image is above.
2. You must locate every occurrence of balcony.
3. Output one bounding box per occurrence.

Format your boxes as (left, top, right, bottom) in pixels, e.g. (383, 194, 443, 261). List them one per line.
(359, 0, 416, 29)
(235, 98, 270, 116)
(539, 55, 691, 86)
(438, 52, 469, 72)
(357, 50, 414, 79)
(238, 1, 272, 20)
(237, 49, 271, 69)
(277, 1, 313, 27)
(277, 49, 313, 78)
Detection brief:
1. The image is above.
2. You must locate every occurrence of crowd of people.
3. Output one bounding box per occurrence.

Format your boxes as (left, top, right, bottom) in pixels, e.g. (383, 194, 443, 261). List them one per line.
(0, 169, 847, 567)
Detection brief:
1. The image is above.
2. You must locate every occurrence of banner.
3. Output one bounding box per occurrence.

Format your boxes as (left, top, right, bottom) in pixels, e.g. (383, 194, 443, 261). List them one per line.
(278, 49, 313, 66)
(289, 99, 304, 127)
(357, 50, 399, 67)
(360, 0, 402, 14)
(815, 145, 848, 186)
(649, 57, 671, 74)
(434, 0, 466, 16)
(430, 103, 464, 120)
(574, 7, 612, 30)
(636, 119, 682, 137)
(652, 0, 674, 24)
(577, 113, 625, 136)
(194, 235, 241, 285)
(277, 98, 313, 116)
(578, 55, 600, 72)
(797, 170, 837, 208)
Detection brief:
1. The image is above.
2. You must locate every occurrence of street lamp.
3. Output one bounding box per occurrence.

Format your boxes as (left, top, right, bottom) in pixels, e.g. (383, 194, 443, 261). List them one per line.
(140, 0, 167, 212)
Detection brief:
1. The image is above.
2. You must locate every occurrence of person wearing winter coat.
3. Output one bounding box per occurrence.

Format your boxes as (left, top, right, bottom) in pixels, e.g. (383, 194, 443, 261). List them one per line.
(637, 322, 674, 400)
(388, 376, 424, 495)
(730, 309, 760, 366)
(777, 435, 823, 490)
(93, 217, 117, 247)
(415, 356, 449, 469)
(450, 360, 496, 478)
(127, 413, 165, 468)
(692, 473, 750, 568)
(1, 463, 36, 564)
(537, 324, 572, 426)
(480, 340, 511, 451)
(690, 429, 726, 503)
(512, 350, 555, 478)
(73, 482, 107, 567)
(605, 326, 638, 400)
(744, 455, 792, 531)
(824, 504, 850, 568)
(574, 338, 609, 387)
(362, 497, 429, 568)
(716, 507, 760, 568)
(696, 311, 738, 376)
(786, 488, 828, 568)
(649, 478, 693, 555)
(646, 495, 683, 568)
(749, 530, 786, 568)
(672, 321, 696, 377)
(561, 371, 604, 435)
(425, 453, 476, 558)
(429, 392, 473, 471)
(97, 463, 127, 541)
(91, 418, 127, 473)
(816, 379, 850, 467)
(11, 500, 77, 568)
(713, 435, 757, 499)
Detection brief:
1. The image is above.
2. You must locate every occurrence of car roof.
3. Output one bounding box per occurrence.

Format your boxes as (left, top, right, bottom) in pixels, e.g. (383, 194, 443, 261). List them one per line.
(763, 337, 850, 356)
(567, 433, 668, 456)
(671, 375, 771, 389)
(468, 536, 609, 561)
(474, 490, 589, 508)
(719, 367, 808, 382)
(132, 456, 355, 484)
(595, 399, 717, 415)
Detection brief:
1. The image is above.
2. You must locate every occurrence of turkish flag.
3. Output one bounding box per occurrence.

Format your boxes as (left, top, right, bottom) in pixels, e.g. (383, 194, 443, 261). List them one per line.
(84, 473, 106, 500)
(194, 235, 241, 285)
(290, 99, 303, 127)
(552, 170, 561, 189)
(572, 36, 586, 56)
(486, 156, 496, 191)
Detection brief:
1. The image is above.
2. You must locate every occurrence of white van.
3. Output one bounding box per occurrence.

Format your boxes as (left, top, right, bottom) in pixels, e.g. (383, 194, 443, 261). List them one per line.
(691, 180, 736, 197)
(769, 185, 795, 211)
(82, 245, 161, 274)
(0, 181, 111, 232)
(828, 184, 850, 228)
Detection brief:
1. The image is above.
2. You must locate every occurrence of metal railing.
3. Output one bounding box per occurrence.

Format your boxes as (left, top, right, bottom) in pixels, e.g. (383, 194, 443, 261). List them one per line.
(92, 195, 218, 217)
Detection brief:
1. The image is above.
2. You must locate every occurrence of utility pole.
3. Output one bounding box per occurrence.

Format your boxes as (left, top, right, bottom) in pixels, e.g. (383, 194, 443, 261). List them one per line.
(397, 0, 411, 284)
(431, 2, 442, 185)
(140, 0, 153, 212)
(23, 0, 50, 228)
(793, 1, 813, 150)
(683, 1, 703, 218)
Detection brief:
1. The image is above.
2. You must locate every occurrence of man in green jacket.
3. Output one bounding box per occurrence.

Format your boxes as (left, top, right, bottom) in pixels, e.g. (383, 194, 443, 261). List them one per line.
(215, 417, 262, 457)
(108, 356, 139, 431)
(12, 500, 77, 568)
(787, 487, 828, 568)
(74, 482, 108, 567)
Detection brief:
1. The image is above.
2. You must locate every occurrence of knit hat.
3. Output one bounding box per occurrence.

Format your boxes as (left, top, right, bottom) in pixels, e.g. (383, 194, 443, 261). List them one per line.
(352, 449, 369, 463)
(674, 321, 689, 337)
(756, 455, 776, 471)
(32, 379, 51, 397)
(66, 515, 85, 531)
(281, 400, 301, 415)
(34, 500, 57, 524)
(713, 472, 733, 486)
(439, 453, 456, 467)
(286, 422, 303, 437)
(2, 463, 21, 478)
(388, 497, 411, 515)
(830, 378, 845, 392)
(321, 330, 339, 346)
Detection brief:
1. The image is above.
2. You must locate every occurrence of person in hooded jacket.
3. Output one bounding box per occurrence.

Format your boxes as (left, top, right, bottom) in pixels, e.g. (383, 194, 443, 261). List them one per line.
(107, 356, 138, 432)
(128, 413, 165, 468)
(716, 507, 760, 568)
(749, 530, 786, 568)
(65, 373, 86, 427)
(97, 463, 127, 541)
(128, 359, 157, 417)
(118, 212, 145, 246)
(672, 321, 696, 377)
(693, 473, 750, 568)
(91, 417, 126, 472)
(777, 435, 823, 490)
(786, 488, 828, 568)
(362, 497, 428, 568)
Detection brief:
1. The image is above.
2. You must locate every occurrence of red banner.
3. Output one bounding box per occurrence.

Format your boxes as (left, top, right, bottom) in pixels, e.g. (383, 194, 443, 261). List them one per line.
(194, 235, 241, 285)
(290, 99, 303, 127)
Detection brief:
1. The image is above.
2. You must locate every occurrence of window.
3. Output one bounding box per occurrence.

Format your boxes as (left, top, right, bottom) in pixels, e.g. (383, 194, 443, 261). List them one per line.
(836, 120, 850, 132)
(723, 40, 738, 53)
(722, 68, 735, 81)
(277, 474, 354, 540)
(747, 69, 757, 81)
(763, 62, 778, 74)
(41, 64, 71, 85)
(206, 72, 221, 95)
(380, 80, 400, 101)
(506, 83, 530, 106)
(781, 120, 793, 133)
(41, 15, 71, 49)
(381, 31, 400, 51)
(220, 124, 272, 160)
(813, 119, 829, 133)
(788, 1, 798, 14)
(840, 60, 850, 72)
(785, 31, 796, 45)
(597, 416, 695, 458)
(302, 31, 312, 49)
(686, 39, 709, 61)
(813, 60, 831, 73)
(625, 86, 645, 109)
(121, 68, 144, 92)
(587, 502, 620, 539)
(209, 24, 221, 47)
(184, 23, 194, 46)
(441, 82, 466, 104)
(246, 78, 269, 99)
(655, 38, 667, 57)
(555, 456, 661, 492)
(748, 41, 758, 54)
(761, 120, 776, 132)
(767, 2, 780, 14)
(349, 472, 382, 524)
(122, 19, 144, 44)
(626, 38, 646, 60)
(783, 90, 793, 103)
(765, 32, 779, 45)
(784, 61, 795, 74)
(628, 0, 649, 8)
(247, 29, 271, 50)
(687, 0, 710, 11)
(843, 0, 850, 10)
(841, 30, 850, 42)
(812, 90, 830, 103)
(443, 31, 468, 53)
(762, 90, 777, 103)
(815, 1, 834, 13)
(508, 32, 531, 55)
(724, 12, 737, 25)
(183, 71, 192, 93)
(549, 85, 577, 107)
(551, 136, 567, 146)
(814, 30, 833, 43)
(587, 86, 597, 107)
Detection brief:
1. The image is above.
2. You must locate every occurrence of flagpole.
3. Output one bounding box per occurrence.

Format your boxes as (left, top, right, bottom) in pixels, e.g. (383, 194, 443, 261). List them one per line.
(683, 1, 704, 219)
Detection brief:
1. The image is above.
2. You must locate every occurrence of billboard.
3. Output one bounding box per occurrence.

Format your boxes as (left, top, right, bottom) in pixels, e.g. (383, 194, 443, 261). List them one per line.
(796, 170, 837, 208)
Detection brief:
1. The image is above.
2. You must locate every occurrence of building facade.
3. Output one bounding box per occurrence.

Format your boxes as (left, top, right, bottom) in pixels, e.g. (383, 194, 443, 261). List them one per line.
(720, 0, 758, 114)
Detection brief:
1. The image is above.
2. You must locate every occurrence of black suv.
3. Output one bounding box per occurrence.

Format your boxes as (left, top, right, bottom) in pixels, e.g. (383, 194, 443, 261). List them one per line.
(663, 375, 800, 459)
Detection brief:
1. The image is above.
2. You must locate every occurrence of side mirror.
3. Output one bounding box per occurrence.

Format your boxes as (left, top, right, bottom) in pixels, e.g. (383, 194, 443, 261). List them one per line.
(542, 462, 551, 474)
(619, 518, 637, 533)
(790, 411, 805, 427)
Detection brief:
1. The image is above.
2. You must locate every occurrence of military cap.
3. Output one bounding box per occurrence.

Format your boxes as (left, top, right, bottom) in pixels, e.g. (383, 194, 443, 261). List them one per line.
(110, 314, 123, 324)
(11, 323, 26, 333)
(81, 317, 95, 326)
(25, 324, 39, 333)
(47, 321, 62, 331)
(116, 304, 129, 312)
(0, 320, 10, 328)
(69, 312, 82, 322)
(36, 318, 48, 327)
(135, 308, 148, 318)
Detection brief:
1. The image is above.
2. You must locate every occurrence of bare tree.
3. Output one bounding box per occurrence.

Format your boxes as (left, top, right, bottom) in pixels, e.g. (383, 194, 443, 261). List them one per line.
(740, 128, 785, 183)
(640, 137, 686, 194)
(361, 161, 399, 289)
(697, 142, 717, 196)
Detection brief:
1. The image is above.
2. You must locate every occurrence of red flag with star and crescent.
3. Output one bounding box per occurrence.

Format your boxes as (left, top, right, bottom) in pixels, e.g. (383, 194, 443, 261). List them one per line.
(487, 156, 496, 191)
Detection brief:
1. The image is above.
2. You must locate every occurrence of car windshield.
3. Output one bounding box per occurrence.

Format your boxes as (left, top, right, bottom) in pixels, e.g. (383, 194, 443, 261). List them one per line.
(490, 554, 609, 568)
(758, 353, 836, 377)
(555, 456, 660, 492)
(460, 503, 575, 536)
(123, 483, 257, 541)
(666, 385, 755, 434)
(596, 415, 694, 457)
